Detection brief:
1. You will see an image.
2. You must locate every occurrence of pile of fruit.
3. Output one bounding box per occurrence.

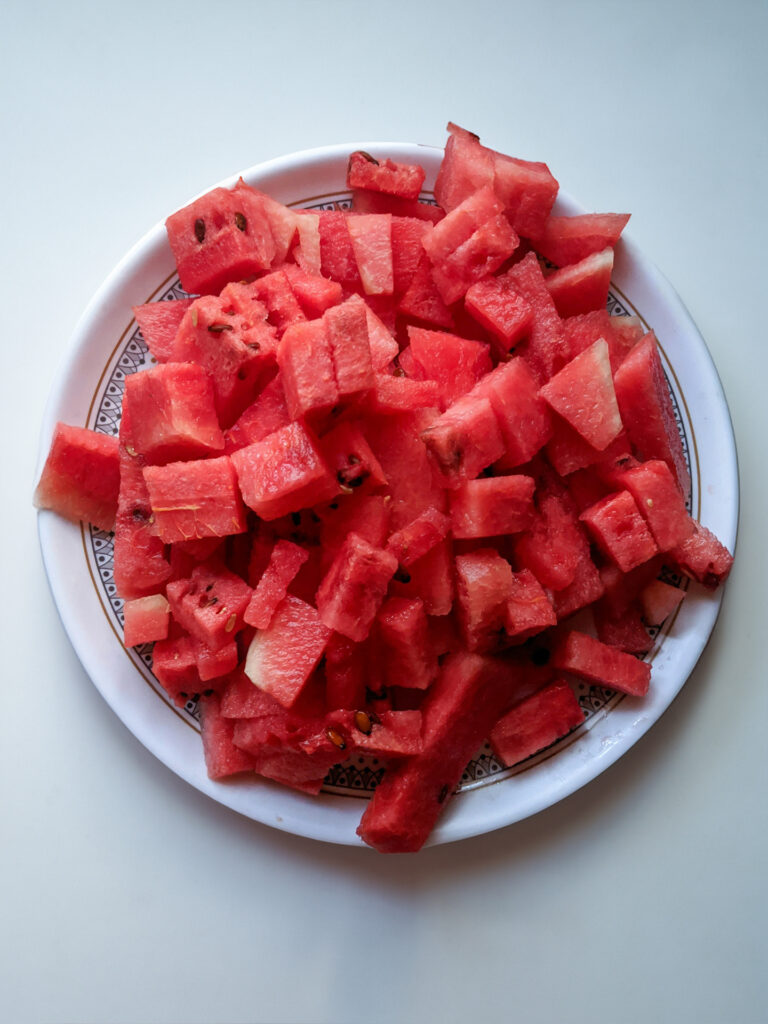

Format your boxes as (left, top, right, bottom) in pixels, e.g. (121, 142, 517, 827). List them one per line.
(35, 124, 733, 852)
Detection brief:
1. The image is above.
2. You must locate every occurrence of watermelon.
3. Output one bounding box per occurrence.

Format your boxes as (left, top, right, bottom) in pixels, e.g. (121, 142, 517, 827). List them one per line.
(316, 532, 398, 642)
(531, 212, 630, 268)
(553, 630, 651, 697)
(490, 680, 584, 767)
(347, 151, 426, 200)
(122, 594, 170, 648)
(539, 339, 623, 452)
(133, 299, 194, 363)
(144, 456, 247, 544)
(449, 475, 535, 539)
(34, 423, 120, 533)
(545, 248, 614, 318)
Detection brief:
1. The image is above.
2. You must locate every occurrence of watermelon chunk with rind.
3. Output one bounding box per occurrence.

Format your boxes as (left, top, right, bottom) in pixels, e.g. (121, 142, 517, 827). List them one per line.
(244, 595, 331, 708)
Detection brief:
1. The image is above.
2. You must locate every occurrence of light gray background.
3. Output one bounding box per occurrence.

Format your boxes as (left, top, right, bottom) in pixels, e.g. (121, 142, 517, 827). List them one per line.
(3, 2, 766, 1022)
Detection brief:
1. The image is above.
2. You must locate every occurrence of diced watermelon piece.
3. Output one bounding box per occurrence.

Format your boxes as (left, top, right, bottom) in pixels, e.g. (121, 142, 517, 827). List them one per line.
(165, 180, 277, 295)
(351, 188, 444, 223)
(318, 420, 387, 494)
(123, 594, 170, 648)
(483, 358, 553, 467)
(292, 210, 322, 274)
(347, 151, 426, 200)
(231, 421, 336, 521)
(248, 270, 307, 334)
(539, 339, 623, 451)
(166, 562, 253, 648)
(319, 709, 423, 759)
(450, 475, 535, 539)
(232, 717, 338, 794)
(219, 666, 286, 719)
(199, 696, 256, 779)
(551, 547, 605, 621)
(406, 326, 492, 409)
(503, 569, 557, 641)
(34, 422, 120, 533)
(594, 602, 650, 654)
(132, 299, 194, 363)
(464, 277, 532, 354)
(545, 248, 614, 318)
(315, 532, 398, 642)
(277, 319, 338, 423)
(376, 597, 438, 690)
(420, 393, 506, 486)
(369, 374, 442, 413)
(317, 493, 391, 569)
(324, 632, 368, 710)
(545, 414, 632, 477)
(532, 212, 630, 268)
(598, 557, 665, 618)
(121, 363, 224, 465)
(553, 630, 651, 697)
(113, 438, 172, 599)
(434, 123, 495, 212)
(613, 333, 691, 499)
(282, 264, 343, 318)
(388, 538, 454, 617)
(192, 634, 239, 682)
(323, 297, 374, 402)
(318, 210, 363, 290)
(580, 490, 659, 572)
(151, 635, 200, 706)
(455, 548, 515, 652)
(397, 252, 455, 328)
(640, 578, 685, 624)
(490, 680, 584, 767)
(144, 455, 247, 544)
(391, 217, 431, 295)
(223, 373, 290, 454)
(561, 309, 640, 373)
(244, 540, 309, 630)
(503, 252, 569, 383)
(347, 213, 394, 295)
(363, 301, 400, 371)
(619, 460, 693, 551)
(670, 522, 734, 589)
(244, 595, 331, 708)
(357, 651, 527, 853)
(514, 492, 588, 591)
(171, 294, 277, 427)
(386, 506, 451, 567)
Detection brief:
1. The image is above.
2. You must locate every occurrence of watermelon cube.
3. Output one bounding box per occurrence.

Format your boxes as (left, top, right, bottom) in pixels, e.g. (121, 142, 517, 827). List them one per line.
(619, 459, 693, 551)
(231, 421, 336, 521)
(165, 180, 277, 295)
(277, 319, 339, 423)
(121, 362, 224, 464)
(132, 298, 194, 363)
(223, 373, 291, 454)
(199, 696, 256, 779)
(397, 252, 455, 328)
(318, 420, 387, 494)
(347, 213, 394, 295)
(594, 603, 650, 654)
(247, 270, 307, 334)
(324, 632, 368, 711)
(503, 252, 569, 383)
(463, 277, 533, 354)
(244, 595, 331, 708)
(282, 264, 343, 319)
(391, 216, 431, 295)
(376, 597, 438, 691)
(389, 537, 455, 617)
(455, 548, 515, 652)
(151, 635, 201, 706)
(112, 441, 172, 599)
(34, 422, 120, 534)
(504, 569, 557, 642)
(539, 339, 623, 452)
(514, 492, 588, 591)
(551, 547, 605, 621)
(315, 532, 398, 642)
(369, 374, 442, 413)
(449, 475, 536, 539)
(292, 212, 322, 275)
(640, 579, 685, 625)
(143, 455, 247, 544)
(317, 493, 391, 569)
(489, 680, 584, 767)
(420, 393, 506, 485)
(165, 562, 253, 648)
(347, 151, 426, 200)
(613, 333, 691, 498)
(122, 594, 170, 648)
(323, 297, 374, 403)
(552, 630, 651, 697)
(192, 635, 239, 682)
(318, 210, 363, 290)
(670, 522, 734, 589)
(544, 247, 614, 318)
(244, 540, 309, 630)
(580, 490, 659, 572)
(406, 326, 492, 409)
(386, 506, 451, 567)
(531, 212, 630, 268)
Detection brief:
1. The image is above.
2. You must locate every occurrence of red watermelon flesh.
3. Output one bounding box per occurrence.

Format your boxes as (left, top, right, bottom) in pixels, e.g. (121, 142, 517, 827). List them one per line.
(292, 211, 322, 275)
(192, 634, 239, 682)
(318, 420, 387, 494)
(376, 597, 438, 690)
(545, 247, 614, 319)
(449, 475, 535, 539)
(388, 537, 455, 617)
(370, 373, 441, 414)
(618, 460, 693, 551)
(323, 297, 375, 402)
(539, 339, 623, 452)
(640, 579, 685, 625)
(223, 373, 290, 455)
(151, 635, 200, 706)
(316, 532, 398, 642)
(463, 276, 532, 354)
(504, 569, 557, 642)
(324, 632, 368, 711)
(561, 310, 638, 373)
(545, 415, 632, 478)
(532, 212, 630, 268)
(553, 630, 651, 697)
(248, 270, 307, 334)
(164, 181, 277, 295)
(112, 441, 172, 600)
(165, 562, 253, 648)
(281, 264, 343, 319)
(347, 213, 394, 295)
(144, 455, 247, 544)
(350, 187, 444, 223)
(122, 594, 170, 648)
(420, 394, 506, 486)
(613, 333, 691, 499)
(386, 506, 451, 567)
(503, 252, 569, 384)
(121, 363, 224, 465)
(34, 422, 120, 534)
(483, 358, 553, 467)
(318, 210, 363, 291)
(277, 319, 338, 423)
(594, 603, 650, 654)
(244, 540, 309, 630)
(317, 493, 390, 569)
(454, 548, 515, 652)
(406, 326, 492, 409)
(670, 523, 734, 589)
(514, 492, 588, 591)
(580, 490, 659, 573)
(199, 696, 257, 779)
(322, 709, 424, 758)
(397, 252, 455, 329)
(357, 651, 527, 853)
(231, 421, 336, 521)
(347, 151, 426, 200)
(132, 299, 194, 363)
(551, 546, 605, 621)
(244, 594, 331, 708)
(391, 217, 431, 295)
(489, 680, 584, 767)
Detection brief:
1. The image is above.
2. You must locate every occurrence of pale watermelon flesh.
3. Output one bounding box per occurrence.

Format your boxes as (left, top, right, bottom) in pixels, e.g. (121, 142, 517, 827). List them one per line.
(33, 122, 735, 853)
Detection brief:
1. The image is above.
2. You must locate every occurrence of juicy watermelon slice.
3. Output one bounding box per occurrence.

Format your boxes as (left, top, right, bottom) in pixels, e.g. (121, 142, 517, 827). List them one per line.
(244, 540, 309, 630)
(244, 595, 331, 708)
(347, 213, 394, 295)
(133, 299, 194, 363)
(347, 151, 426, 200)
(670, 522, 734, 589)
(315, 532, 398, 642)
(323, 297, 375, 402)
(324, 632, 368, 711)
(503, 252, 569, 383)
(489, 680, 584, 767)
(144, 455, 247, 544)
(166, 562, 253, 648)
(553, 630, 651, 697)
(406, 326, 492, 409)
(318, 420, 387, 494)
(199, 696, 257, 779)
(277, 319, 339, 423)
(483, 358, 553, 467)
(223, 374, 290, 455)
(386, 506, 451, 567)
(539, 339, 623, 452)
(545, 247, 614, 319)
(503, 569, 557, 641)
(449, 475, 536, 539)
(112, 438, 172, 599)
(34, 422, 120, 534)
(281, 264, 343, 318)
(376, 597, 438, 690)
(397, 252, 455, 328)
(454, 548, 515, 652)
(463, 276, 532, 354)
(420, 394, 505, 485)
(580, 490, 659, 572)
(532, 212, 630, 268)
(618, 460, 693, 551)
(122, 594, 170, 648)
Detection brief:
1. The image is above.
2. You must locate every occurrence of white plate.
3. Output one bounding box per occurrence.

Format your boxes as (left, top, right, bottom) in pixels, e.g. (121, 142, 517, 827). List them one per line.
(36, 142, 739, 847)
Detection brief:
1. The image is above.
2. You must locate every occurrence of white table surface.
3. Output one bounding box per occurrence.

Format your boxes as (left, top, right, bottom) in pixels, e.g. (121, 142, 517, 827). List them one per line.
(3, 1, 766, 1022)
